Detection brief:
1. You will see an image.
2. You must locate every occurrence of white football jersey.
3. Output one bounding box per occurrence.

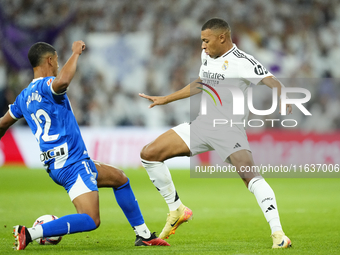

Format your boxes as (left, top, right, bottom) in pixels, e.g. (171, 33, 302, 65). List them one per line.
(196, 44, 273, 130)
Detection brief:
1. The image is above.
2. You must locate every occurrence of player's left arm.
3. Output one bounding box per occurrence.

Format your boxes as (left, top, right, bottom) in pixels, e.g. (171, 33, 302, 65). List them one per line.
(52, 41, 85, 94)
(0, 111, 18, 139)
(139, 77, 203, 108)
(261, 76, 292, 114)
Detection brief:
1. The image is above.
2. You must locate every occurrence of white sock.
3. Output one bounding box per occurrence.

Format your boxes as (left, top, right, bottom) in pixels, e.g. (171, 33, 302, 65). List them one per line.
(28, 225, 43, 240)
(248, 177, 283, 234)
(141, 159, 182, 211)
(133, 223, 151, 238)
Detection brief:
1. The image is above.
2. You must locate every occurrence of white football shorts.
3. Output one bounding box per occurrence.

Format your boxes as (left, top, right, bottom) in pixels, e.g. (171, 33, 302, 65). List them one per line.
(172, 121, 251, 163)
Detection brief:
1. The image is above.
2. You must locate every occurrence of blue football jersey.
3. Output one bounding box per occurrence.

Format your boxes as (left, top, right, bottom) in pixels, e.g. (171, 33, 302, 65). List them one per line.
(9, 76, 89, 170)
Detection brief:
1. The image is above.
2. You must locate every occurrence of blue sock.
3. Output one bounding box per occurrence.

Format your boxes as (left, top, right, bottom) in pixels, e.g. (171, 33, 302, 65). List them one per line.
(114, 178, 144, 227)
(42, 214, 97, 237)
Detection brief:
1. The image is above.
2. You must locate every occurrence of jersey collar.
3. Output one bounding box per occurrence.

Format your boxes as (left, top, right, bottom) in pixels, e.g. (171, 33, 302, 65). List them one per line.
(32, 77, 44, 83)
(222, 44, 236, 58)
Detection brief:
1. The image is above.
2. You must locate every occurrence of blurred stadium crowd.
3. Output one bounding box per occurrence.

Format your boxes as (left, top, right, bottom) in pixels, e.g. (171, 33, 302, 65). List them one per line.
(0, 0, 339, 132)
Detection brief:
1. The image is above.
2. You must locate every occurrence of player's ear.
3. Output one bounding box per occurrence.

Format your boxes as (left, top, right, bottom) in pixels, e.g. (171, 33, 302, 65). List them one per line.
(221, 30, 231, 43)
(219, 32, 226, 43)
(47, 56, 53, 66)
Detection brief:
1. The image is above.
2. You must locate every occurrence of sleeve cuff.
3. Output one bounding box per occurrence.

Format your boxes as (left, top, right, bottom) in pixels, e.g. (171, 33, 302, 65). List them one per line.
(51, 82, 67, 95)
(8, 107, 19, 120)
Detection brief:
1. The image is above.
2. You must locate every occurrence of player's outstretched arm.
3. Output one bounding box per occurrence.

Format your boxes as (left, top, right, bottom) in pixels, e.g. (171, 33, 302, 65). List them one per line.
(139, 77, 203, 108)
(52, 41, 86, 94)
(0, 111, 17, 139)
(261, 76, 293, 114)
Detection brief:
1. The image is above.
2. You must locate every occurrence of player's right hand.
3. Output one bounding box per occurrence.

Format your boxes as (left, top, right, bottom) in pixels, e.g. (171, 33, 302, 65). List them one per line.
(72, 41, 86, 55)
(139, 93, 167, 108)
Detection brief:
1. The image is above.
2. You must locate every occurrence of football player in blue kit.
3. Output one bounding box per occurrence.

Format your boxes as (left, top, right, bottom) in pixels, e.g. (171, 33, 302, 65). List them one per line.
(0, 41, 169, 250)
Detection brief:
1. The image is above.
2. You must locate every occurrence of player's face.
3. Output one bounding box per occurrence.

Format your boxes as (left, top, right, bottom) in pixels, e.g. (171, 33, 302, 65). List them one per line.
(201, 29, 224, 59)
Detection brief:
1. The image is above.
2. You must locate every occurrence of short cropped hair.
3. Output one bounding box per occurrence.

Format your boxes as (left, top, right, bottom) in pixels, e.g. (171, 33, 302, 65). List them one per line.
(201, 18, 230, 32)
(28, 42, 56, 68)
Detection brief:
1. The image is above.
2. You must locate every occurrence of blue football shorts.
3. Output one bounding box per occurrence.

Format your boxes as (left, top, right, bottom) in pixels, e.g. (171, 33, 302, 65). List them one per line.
(48, 158, 99, 201)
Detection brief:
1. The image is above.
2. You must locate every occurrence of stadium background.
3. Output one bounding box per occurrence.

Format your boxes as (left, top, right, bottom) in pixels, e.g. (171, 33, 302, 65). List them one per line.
(0, 0, 339, 168)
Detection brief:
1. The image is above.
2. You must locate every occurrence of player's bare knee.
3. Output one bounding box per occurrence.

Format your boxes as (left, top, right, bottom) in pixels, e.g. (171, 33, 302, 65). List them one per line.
(140, 143, 159, 161)
(108, 167, 128, 188)
(119, 170, 128, 184)
(93, 217, 101, 228)
(85, 213, 101, 228)
(140, 144, 150, 160)
(116, 170, 128, 187)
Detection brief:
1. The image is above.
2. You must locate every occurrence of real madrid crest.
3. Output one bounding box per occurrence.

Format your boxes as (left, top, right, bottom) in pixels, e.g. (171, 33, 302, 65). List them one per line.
(222, 60, 228, 70)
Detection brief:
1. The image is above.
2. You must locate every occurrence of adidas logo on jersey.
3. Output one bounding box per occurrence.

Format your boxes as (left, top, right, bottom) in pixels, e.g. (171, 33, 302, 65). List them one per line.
(233, 143, 241, 149)
(203, 59, 207, 66)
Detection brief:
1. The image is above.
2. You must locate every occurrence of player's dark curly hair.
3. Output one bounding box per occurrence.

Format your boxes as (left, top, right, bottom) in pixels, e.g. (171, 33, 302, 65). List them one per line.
(28, 42, 56, 68)
(201, 18, 230, 32)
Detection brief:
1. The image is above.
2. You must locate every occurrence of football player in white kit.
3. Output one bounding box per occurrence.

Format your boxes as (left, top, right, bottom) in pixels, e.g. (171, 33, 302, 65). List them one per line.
(139, 18, 292, 248)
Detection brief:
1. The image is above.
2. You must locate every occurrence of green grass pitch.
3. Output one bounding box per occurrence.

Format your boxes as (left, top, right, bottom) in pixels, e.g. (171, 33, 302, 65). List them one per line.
(0, 166, 339, 254)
